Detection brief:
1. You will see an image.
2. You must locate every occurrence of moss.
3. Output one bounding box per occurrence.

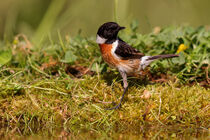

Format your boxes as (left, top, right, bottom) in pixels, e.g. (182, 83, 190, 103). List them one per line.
(0, 75, 209, 131)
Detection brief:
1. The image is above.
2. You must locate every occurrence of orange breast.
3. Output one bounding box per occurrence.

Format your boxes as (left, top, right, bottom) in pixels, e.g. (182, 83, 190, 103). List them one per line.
(99, 44, 141, 74)
(99, 44, 120, 67)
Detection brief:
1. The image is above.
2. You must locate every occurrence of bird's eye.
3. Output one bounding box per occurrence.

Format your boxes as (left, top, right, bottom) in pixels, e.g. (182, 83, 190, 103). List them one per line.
(110, 26, 117, 30)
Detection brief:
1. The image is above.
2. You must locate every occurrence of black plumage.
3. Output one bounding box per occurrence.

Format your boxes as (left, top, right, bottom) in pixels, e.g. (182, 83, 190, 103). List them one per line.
(115, 39, 144, 59)
(97, 22, 125, 41)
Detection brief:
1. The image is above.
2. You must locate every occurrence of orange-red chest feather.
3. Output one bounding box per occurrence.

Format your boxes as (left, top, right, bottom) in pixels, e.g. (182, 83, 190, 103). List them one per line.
(99, 44, 119, 67)
(99, 44, 141, 75)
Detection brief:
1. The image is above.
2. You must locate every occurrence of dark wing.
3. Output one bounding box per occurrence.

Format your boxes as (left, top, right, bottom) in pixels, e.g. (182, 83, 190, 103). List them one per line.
(115, 39, 144, 59)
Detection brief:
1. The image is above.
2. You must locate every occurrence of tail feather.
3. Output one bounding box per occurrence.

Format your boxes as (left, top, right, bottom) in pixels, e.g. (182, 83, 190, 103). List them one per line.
(147, 54, 179, 61)
(140, 54, 179, 70)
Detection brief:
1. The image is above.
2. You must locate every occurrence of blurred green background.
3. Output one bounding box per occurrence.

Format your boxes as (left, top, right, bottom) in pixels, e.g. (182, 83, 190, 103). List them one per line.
(0, 0, 210, 42)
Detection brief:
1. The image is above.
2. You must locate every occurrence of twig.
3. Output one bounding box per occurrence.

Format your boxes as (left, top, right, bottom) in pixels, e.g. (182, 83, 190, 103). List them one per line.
(83, 59, 95, 75)
(27, 91, 40, 109)
(205, 65, 210, 84)
(95, 99, 113, 104)
(150, 109, 165, 126)
(26, 85, 68, 95)
(158, 94, 162, 117)
(199, 126, 209, 131)
(2, 71, 23, 82)
(28, 57, 51, 78)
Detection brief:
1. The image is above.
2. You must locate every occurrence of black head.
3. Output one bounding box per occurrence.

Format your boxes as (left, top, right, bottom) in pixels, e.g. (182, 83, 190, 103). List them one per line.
(96, 22, 125, 44)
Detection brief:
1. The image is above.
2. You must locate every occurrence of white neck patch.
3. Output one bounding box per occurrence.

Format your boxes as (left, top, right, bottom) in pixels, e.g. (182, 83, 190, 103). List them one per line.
(111, 40, 121, 59)
(96, 35, 107, 44)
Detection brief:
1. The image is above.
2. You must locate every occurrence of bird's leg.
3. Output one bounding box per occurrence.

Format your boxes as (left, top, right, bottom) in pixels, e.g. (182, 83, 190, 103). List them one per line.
(105, 70, 128, 110)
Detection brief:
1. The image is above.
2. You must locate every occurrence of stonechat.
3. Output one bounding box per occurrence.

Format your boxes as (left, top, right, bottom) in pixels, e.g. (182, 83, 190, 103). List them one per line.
(96, 22, 178, 110)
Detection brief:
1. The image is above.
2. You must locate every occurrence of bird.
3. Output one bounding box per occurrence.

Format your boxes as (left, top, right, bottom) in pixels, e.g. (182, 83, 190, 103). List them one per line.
(96, 22, 179, 110)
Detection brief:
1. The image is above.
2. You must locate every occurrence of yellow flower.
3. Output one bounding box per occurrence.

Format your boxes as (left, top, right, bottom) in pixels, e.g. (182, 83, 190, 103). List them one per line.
(177, 44, 188, 53)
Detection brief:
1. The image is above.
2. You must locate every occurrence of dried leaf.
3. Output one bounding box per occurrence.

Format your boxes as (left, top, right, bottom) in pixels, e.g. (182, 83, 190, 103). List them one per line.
(65, 65, 95, 78)
(41, 57, 58, 70)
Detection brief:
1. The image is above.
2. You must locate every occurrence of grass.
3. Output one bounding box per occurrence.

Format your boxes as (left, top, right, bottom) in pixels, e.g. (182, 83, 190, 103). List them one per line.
(0, 75, 209, 138)
(0, 23, 209, 138)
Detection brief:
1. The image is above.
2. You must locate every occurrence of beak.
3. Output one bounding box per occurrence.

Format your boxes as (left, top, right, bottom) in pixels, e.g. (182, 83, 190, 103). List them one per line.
(119, 26, 125, 30)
